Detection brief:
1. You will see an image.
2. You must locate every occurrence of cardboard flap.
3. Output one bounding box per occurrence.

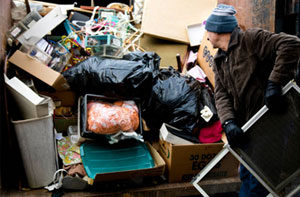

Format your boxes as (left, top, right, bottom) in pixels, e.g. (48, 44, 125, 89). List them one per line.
(141, 0, 217, 43)
(197, 31, 218, 88)
(8, 50, 69, 91)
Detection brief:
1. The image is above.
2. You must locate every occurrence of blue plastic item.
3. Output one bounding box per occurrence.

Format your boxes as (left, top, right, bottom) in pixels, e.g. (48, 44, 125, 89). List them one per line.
(80, 140, 154, 179)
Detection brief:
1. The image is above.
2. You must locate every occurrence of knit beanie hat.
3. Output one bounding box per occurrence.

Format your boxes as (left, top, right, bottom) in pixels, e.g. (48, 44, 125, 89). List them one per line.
(205, 4, 238, 33)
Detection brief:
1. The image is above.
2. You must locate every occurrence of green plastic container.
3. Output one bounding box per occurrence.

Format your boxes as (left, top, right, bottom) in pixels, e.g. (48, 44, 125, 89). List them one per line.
(80, 140, 154, 179)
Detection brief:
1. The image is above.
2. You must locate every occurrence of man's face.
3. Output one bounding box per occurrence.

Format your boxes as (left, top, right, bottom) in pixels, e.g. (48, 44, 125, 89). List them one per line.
(207, 31, 220, 49)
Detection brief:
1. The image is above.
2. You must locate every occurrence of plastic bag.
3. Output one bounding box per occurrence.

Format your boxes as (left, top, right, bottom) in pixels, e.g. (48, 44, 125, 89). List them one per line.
(87, 100, 139, 134)
(198, 84, 218, 125)
(142, 67, 202, 142)
(62, 51, 160, 100)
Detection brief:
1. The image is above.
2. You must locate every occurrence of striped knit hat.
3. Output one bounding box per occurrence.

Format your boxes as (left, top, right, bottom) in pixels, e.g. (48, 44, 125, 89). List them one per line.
(205, 4, 238, 33)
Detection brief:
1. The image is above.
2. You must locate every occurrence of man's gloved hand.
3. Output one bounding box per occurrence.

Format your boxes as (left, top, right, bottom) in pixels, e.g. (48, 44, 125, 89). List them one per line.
(223, 119, 244, 148)
(264, 80, 283, 111)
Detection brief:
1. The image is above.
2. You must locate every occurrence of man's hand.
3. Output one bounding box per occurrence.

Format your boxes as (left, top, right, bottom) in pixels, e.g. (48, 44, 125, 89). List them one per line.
(223, 119, 245, 148)
(264, 80, 283, 111)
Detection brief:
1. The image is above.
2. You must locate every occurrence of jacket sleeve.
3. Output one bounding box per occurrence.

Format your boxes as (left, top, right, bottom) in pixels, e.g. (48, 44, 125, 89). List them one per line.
(246, 29, 300, 85)
(213, 66, 235, 124)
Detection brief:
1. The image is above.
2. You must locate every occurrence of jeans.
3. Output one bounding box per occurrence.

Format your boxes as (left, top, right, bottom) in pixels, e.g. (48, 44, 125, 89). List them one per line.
(239, 164, 269, 197)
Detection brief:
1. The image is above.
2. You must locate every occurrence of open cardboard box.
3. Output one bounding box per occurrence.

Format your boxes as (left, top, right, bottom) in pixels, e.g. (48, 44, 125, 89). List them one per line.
(197, 31, 218, 88)
(89, 142, 166, 184)
(8, 50, 69, 91)
(158, 137, 239, 183)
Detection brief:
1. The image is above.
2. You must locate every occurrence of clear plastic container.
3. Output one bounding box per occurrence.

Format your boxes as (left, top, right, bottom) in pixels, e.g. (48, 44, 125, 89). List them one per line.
(20, 45, 52, 65)
(6, 10, 42, 46)
(21, 10, 42, 29)
(85, 35, 123, 58)
(6, 22, 27, 44)
(95, 44, 123, 58)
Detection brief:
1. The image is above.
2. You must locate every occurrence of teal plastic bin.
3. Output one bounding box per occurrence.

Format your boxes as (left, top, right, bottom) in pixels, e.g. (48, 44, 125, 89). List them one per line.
(80, 140, 154, 179)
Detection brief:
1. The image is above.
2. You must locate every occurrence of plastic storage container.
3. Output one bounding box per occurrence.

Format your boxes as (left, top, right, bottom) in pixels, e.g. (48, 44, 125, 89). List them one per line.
(85, 35, 123, 58)
(80, 94, 143, 139)
(6, 10, 42, 46)
(80, 140, 154, 179)
(11, 114, 58, 188)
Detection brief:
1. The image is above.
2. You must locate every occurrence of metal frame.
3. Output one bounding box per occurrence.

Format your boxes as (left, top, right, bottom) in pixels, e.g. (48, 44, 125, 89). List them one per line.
(192, 81, 300, 197)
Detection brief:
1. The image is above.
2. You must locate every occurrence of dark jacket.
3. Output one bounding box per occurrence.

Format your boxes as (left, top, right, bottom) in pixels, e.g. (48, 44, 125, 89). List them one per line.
(213, 27, 300, 125)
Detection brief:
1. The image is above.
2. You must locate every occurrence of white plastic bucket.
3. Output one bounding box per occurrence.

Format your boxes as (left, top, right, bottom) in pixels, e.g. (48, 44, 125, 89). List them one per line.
(12, 114, 58, 188)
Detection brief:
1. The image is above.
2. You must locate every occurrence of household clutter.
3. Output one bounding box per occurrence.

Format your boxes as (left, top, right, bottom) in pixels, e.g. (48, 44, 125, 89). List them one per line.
(4, 0, 239, 192)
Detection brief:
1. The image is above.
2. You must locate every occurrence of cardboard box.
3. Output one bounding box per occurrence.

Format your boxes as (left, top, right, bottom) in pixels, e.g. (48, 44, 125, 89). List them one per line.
(91, 142, 166, 184)
(141, 0, 217, 43)
(158, 138, 239, 183)
(39, 90, 76, 107)
(54, 116, 77, 133)
(197, 31, 218, 88)
(8, 50, 69, 91)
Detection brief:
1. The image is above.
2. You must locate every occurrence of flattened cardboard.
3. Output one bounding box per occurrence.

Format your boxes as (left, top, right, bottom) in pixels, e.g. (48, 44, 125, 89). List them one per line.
(141, 0, 217, 43)
(158, 138, 239, 183)
(197, 31, 218, 88)
(91, 142, 165, 183)
(8, 50, 69, 91)
(139, 34, 188, 69)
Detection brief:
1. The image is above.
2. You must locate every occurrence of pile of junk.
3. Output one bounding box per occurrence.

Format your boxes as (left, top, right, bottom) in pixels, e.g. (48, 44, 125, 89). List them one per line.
(3, 0, 229, 193)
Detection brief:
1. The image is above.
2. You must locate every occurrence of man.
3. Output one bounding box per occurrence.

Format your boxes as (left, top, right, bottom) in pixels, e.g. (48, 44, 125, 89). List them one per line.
(205, 4, 300, 197)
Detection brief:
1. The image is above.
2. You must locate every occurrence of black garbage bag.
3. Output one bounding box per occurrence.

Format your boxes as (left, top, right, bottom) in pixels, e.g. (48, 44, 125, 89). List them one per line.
(142, 67, 202, 143)
(198, 83, 219, 126)
(62, 51, 160, 100)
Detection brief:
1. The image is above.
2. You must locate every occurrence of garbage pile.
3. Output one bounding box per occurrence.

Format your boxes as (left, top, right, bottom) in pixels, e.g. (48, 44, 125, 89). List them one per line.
(4, 0, 226, 190)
